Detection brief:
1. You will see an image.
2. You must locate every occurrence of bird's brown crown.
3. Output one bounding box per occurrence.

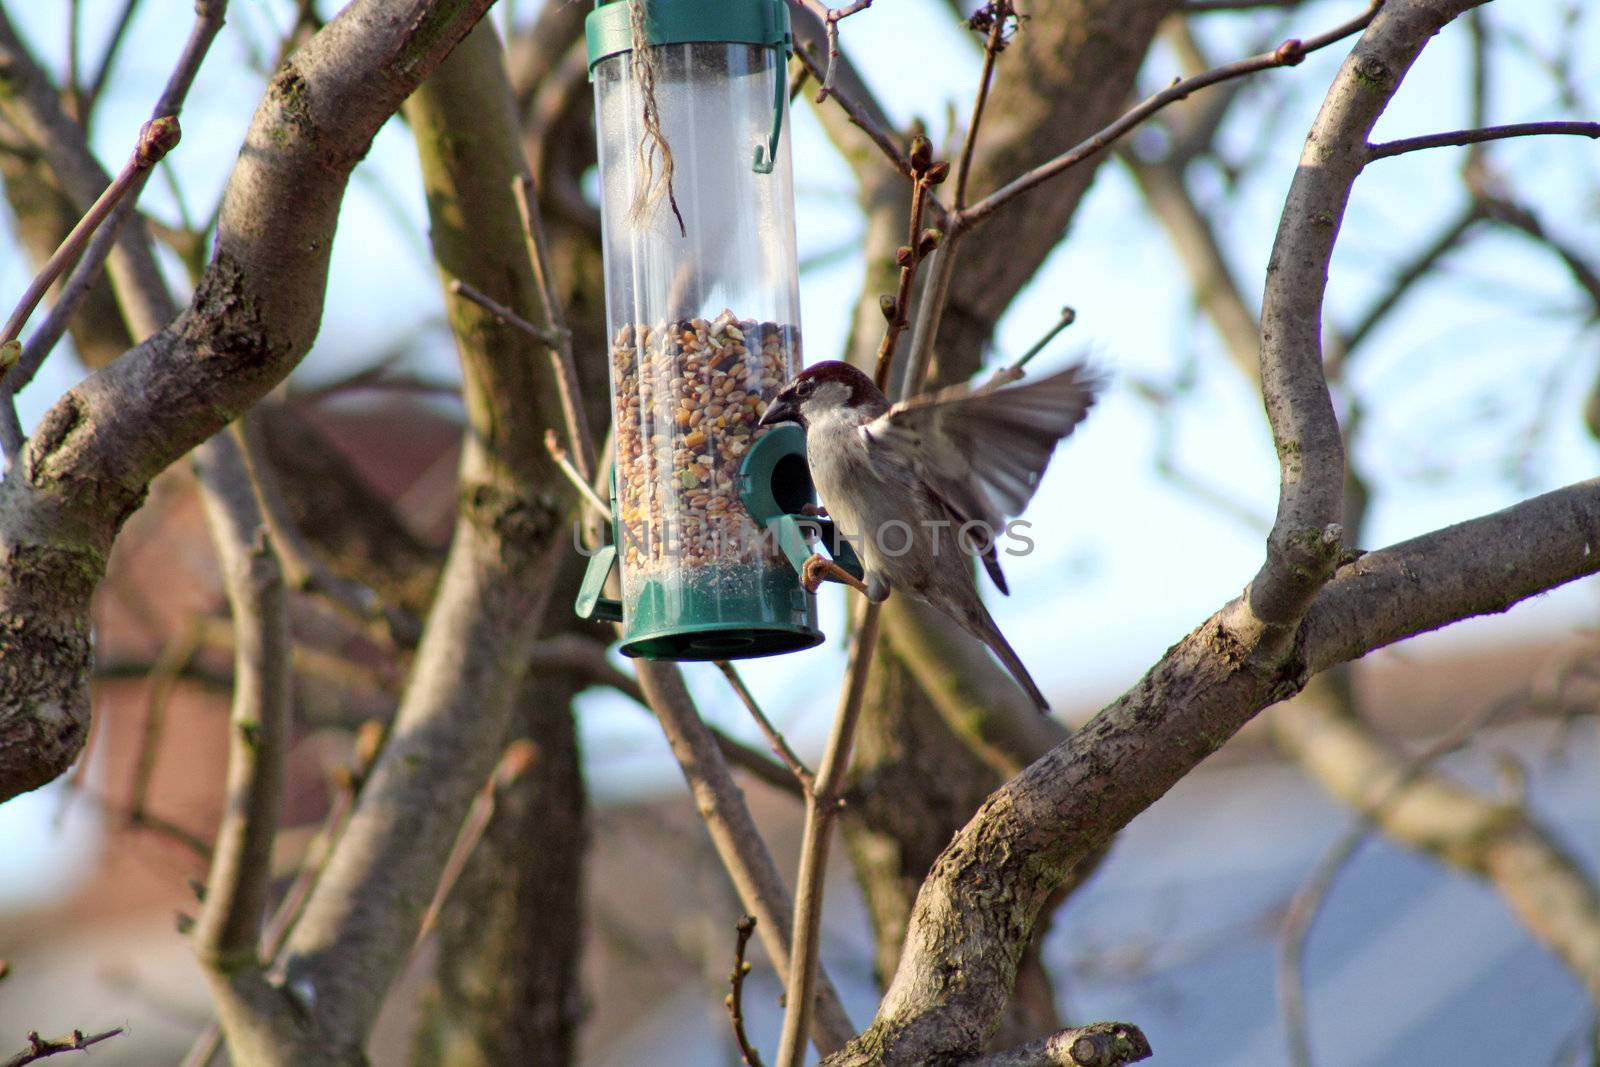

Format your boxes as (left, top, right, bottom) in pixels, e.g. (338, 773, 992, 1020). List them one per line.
(788, 360, 888, 412)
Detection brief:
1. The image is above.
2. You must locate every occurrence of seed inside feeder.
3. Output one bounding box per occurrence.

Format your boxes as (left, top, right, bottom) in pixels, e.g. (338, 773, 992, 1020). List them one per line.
(611, 310, 801, 611)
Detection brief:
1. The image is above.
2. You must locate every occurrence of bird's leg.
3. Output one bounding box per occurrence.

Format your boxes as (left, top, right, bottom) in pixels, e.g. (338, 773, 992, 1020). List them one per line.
(801, 554, 867, 596)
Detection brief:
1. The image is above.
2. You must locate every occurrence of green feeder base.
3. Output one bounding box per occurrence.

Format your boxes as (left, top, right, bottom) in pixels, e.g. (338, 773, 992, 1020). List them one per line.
(574, 424, 829, 661)
(619, 565, 821, 660)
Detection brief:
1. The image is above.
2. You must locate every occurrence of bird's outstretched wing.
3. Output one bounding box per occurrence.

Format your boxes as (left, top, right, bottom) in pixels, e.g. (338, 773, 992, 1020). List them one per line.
(861, 362, 1101, 591)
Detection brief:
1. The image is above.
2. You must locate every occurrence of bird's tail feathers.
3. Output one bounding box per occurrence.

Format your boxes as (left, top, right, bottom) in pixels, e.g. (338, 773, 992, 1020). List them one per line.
(968, 604, 1049, 713)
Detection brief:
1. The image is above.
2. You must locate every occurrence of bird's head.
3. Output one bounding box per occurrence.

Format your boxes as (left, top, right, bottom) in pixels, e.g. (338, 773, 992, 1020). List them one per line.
(758, 360, 889, 429)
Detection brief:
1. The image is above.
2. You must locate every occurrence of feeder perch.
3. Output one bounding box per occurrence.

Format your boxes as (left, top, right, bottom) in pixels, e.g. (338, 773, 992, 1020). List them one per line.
(576, 0, 852, 660)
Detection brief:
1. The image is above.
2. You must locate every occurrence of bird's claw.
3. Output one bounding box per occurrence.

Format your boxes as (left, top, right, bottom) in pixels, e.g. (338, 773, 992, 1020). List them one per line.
(801, 554, 868, 596)
(801, 554, 829, 595)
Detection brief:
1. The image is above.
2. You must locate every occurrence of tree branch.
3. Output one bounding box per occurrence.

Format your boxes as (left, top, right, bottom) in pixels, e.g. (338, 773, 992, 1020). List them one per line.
(776, 601, 883, 1066)
(1366, 119, 1600, 161)
(637, 660, 857, 1054)
(1300, 481, 1600, 672)
(826, 474, 1600, 1065)
(277, 19, 568, 1042)
(0, 0, 496, 804)
(1131, 23, 1600, 1016)
(933, 0, 1179, 381)
(190, 442, 290, 968)
(1245, 0, 1491, 636)
(961, 1022, 1152, 1067)
(0, 1028, 123, 1067)
(0, 0, 225, 456)
(817, 3, 1498, 1060)
(955, 2, 1379, 233)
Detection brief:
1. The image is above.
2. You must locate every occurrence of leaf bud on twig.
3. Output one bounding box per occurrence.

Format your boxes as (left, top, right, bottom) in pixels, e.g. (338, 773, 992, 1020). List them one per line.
(909, 135, 933, 173)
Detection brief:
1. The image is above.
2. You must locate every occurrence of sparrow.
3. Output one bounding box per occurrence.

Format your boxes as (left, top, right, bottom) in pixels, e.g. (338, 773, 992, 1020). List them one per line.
(758, 359, 1101, 712)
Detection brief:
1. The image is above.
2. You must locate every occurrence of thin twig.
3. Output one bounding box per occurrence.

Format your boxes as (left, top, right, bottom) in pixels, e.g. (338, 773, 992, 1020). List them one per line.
(127, 619, 203, 836)
(874, 140, 950, 389)
(1365, 120, 1600, 161)
(953, 0, 1017, 212)
(264, 721, 385, 962)
(901, 2, 1020, 398)
(179, 722, 387, 1067)
(448, 277, 564, 347)
(82, 0, 145, 119)
(192, 441, 291, 964)
(1476, 189, 1600, 315)
(1002, 306, 1076, 380)
(957, 0, 1382, 232)
(0, 115, 179, 361)
(231, 417, 422, 648)
(1464, 7, 1489, 163)
(514, 174, 598, 480)
(123, 800, 213, 860)
(724, 915, 766, 1067)
(0, 0, 225, 458)
(413, 740, 541, 949)
(545, 429, 614, 521)
(716, 661, 814, 792)
(811, 0, 873, 104)
(0, 202, 115, 455)
(1276, 691, 1526, 1067)
(533, 641, 804, 797)
(774, 599, 882, 1067)
(66, 0, 84, 123)
(636, 662, 856, 1052)
(1278, 825, 1363, 1067)
(902, 232, 960, 398)
(1, 1028, 123, 1067)
(982, 305, 1078, 394)
(789, 22, 915, 182)
(1338, 204, 1480, 362)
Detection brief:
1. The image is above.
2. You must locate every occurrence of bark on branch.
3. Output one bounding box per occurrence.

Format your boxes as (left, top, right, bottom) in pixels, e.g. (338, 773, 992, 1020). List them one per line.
(0, 0, 495, 803)
(1245, 0, 1491, 634)
(191, 444, 290, 967)
(276, 19, 573, 1043)
(818, 1, 1498, 1060)
(824, 475, 1600, 1065)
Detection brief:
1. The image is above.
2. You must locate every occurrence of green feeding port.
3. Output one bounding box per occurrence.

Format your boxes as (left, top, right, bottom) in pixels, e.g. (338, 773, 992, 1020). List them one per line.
(577, 425, 825, 660)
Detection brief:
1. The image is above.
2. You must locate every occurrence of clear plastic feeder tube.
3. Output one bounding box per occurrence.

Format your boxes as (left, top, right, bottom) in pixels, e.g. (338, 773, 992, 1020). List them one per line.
(590, 2, 816, 658)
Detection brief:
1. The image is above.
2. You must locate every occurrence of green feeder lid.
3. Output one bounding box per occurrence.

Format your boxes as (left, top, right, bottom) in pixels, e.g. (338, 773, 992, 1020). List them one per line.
(586, 0, 792, 71)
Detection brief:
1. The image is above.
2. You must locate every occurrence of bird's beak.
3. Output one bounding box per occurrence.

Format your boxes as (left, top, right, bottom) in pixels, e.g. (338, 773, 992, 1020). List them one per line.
(758, 390, 801, 428)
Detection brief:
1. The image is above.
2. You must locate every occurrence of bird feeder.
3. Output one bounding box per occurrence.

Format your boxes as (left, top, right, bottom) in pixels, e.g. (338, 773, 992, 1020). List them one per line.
(575, 0, 831, 659)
